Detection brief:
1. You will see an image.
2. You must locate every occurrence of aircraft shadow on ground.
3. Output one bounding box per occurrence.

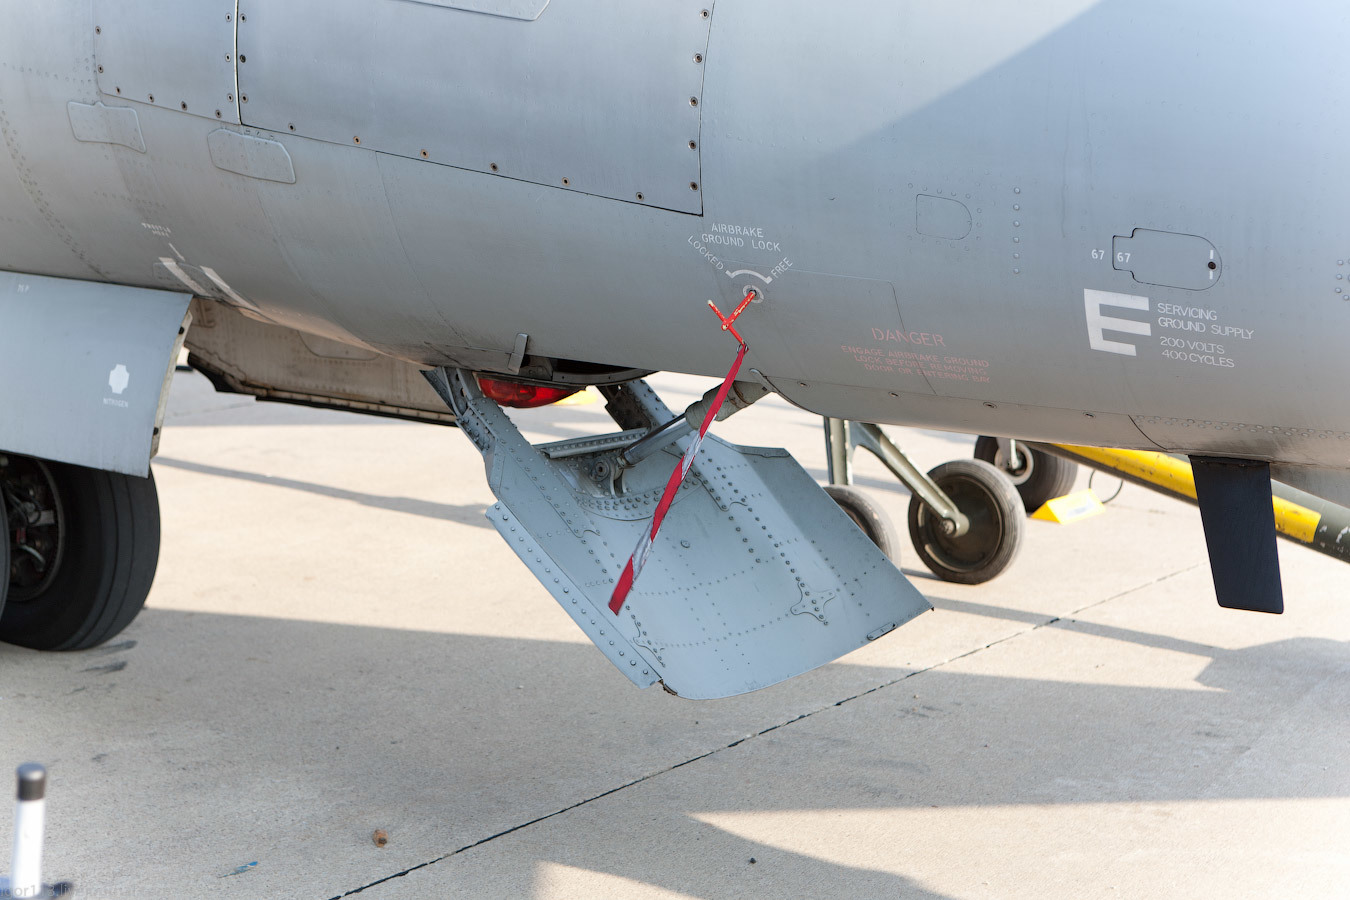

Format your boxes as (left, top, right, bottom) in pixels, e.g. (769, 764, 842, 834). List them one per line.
(153, 456, 494, 529)
(0, 606, 1345, 899)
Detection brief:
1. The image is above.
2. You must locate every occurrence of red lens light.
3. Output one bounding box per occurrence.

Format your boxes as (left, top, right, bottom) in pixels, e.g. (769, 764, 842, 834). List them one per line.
(477, 377, 581, 409)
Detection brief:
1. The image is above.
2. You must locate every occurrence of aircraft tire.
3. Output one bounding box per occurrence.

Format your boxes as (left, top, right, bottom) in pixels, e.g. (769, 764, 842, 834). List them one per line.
(0, 456, 160, 651)
(824, 484, 898, 562)
(908, 458, 1023, 584)
(973, 436, 1078, 514)
(0, 486, 8, 616)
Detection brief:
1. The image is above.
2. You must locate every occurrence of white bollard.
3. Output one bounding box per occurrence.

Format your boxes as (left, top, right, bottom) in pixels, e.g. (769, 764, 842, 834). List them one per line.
(8, 764, 46, 899)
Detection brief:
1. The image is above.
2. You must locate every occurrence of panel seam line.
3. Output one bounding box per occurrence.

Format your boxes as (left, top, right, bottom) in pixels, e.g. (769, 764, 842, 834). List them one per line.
(327, 561, 1202, 897)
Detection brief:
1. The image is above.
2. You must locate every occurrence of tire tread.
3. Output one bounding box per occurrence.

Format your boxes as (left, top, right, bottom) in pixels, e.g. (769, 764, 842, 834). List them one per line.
(1, 460, 159, 651)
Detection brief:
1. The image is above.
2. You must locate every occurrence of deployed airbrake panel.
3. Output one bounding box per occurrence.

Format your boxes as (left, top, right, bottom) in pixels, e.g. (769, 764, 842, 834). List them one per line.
(0, 272, 189, 476)
(236, 0, 709, 213)
(430, 370, 930, 699)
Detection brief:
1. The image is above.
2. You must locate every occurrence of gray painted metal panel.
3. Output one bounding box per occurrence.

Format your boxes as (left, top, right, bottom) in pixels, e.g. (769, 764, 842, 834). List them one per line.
(698, 0, 1350, 464)
(712, 270, 939, 394)
(1113, 229, 1221, 291)
(66, 101, 145, 153)
(1271, 465, 1350, 512)
(207, 129, 296, 184)
(434, 370, 930, 699)
(0, 272, 189, 476)
(1, 2, 1349, 475)
(406, 0, 550, 19)
(916, 195, 973, 241)
(94, 0, 240, 124)
(237, 0, 708, 213)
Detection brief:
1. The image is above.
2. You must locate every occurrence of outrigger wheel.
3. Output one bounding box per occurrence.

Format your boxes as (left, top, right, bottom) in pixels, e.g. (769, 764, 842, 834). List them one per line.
(973, 436, 1078, 514)
(1, 454, 161, 650)
(824, 484, 898, 562)
(907, 458, 1024, 584)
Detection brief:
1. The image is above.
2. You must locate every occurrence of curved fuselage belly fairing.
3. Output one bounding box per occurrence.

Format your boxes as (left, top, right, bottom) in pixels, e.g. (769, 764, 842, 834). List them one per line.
(0, 0, 1346, 468)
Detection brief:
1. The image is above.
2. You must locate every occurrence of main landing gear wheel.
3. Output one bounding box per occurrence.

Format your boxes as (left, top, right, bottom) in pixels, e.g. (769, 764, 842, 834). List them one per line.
(907, 458, 1024, 584)
(1, 454, 161, 650)
(0, 487, 8, 614)
(973, 436, 1078, 514)
(824, 484, 898, 562)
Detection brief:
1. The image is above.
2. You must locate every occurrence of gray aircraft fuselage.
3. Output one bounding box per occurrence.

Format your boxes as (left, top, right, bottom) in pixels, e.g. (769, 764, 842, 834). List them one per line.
(1, 0, 1347, 474)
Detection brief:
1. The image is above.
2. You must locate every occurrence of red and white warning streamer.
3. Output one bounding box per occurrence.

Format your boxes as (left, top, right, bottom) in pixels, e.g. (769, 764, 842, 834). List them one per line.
(607, 291, 756, 614)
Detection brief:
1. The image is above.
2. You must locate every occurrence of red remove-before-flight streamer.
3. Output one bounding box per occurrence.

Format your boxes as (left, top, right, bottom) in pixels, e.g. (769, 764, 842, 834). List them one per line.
(607, 291, 756, 614)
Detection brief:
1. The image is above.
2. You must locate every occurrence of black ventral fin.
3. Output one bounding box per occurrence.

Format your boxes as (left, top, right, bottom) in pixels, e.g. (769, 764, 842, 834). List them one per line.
(1189, 456, 1284, 614)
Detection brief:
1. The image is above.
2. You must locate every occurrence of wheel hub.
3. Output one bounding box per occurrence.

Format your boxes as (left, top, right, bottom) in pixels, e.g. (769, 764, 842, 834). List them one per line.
(994, 446, 1034, 485)
(921, 475, 1006, 570)
(1, 455, 64, 603)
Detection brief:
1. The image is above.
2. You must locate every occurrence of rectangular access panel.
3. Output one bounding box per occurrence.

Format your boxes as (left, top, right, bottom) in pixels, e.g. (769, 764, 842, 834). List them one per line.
(94, 0, 241, 123)
(237, 0, 710, 213)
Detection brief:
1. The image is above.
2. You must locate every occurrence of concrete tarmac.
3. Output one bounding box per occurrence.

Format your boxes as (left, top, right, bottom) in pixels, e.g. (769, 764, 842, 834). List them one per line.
(1, 370, 1347, 899)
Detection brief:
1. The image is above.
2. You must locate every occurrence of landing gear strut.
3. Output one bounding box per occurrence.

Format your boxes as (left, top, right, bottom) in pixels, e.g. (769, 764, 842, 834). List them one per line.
(823, 419, 1024, 584)
(1, 454, 161, 650)
(973, 436, 1078, 513)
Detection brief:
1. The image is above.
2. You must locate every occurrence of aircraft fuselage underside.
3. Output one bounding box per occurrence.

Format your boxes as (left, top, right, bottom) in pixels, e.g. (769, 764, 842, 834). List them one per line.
(0, 1, 1346, 473)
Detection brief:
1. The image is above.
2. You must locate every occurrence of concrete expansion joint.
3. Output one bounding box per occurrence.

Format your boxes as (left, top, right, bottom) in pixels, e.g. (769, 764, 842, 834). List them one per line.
(329, 563, 1204, 898)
